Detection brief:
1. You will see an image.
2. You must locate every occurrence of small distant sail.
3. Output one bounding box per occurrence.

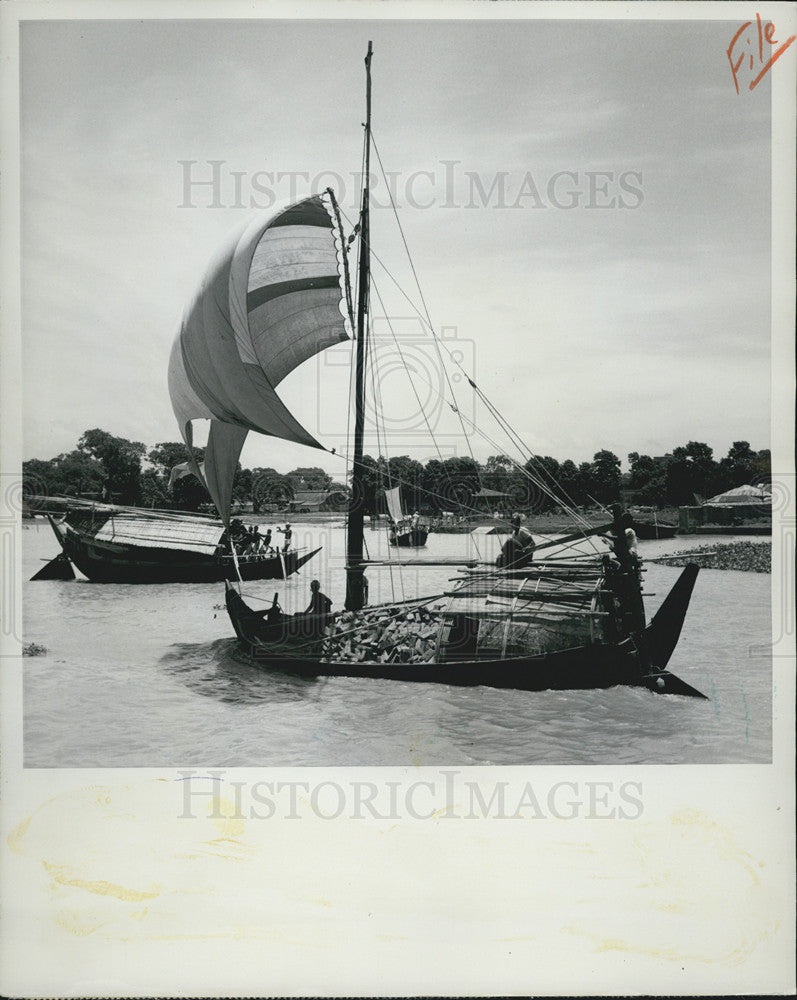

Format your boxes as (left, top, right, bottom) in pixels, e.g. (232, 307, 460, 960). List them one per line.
(384, 486, 404, 524)
(168, 460, 205, 490)
(169, 192, 351, 523)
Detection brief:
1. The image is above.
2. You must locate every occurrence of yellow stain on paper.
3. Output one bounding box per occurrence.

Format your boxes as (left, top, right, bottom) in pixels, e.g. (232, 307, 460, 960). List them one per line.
(560, 807, 782, 967)
(4, 783, 785, 964)
(209, 797, 246, 840)
(7, 814, 31, 853)
(42, 862, 161, 903)
(55, 908, 108, 937)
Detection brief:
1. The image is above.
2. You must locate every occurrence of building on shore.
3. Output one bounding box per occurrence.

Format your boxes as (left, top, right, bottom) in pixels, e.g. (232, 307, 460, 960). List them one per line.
(470, 487, 513, 514)
(287, 486, 349, 514)
(679, 484, 771, 533)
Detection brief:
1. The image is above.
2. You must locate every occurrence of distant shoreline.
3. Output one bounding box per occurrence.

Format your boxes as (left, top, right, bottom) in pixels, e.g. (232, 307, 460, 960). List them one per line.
(243, 508, 684, 532)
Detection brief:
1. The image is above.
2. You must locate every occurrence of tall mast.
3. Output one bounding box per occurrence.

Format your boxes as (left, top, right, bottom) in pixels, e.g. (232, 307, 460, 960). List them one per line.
(345, 40, 373, 612)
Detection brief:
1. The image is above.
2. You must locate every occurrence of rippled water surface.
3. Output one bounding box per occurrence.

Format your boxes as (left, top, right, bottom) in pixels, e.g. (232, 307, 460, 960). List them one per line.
(22, 520, 771, 766)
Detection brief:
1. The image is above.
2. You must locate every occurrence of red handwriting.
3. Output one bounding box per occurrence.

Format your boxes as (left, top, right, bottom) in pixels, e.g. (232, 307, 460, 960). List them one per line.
(727, 14, 796, 93)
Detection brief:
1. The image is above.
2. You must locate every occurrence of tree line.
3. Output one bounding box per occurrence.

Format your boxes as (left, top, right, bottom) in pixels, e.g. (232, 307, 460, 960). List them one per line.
(22, 428, 770, 516)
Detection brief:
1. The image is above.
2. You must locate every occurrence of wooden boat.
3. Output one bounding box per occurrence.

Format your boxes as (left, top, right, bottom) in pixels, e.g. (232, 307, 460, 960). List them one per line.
(384, 487, 429, 547)
(390, 526, 429, 547)
(633, 519, 678, 540)
(34, 504, 320, 584)
(171, 43, 706, 698)
(225, 558, 705, 698)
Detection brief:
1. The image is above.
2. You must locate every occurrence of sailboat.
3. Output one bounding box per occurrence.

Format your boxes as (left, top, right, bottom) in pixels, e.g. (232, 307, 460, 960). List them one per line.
(384, 486, 429, 547)
(173, 43, 706, 699)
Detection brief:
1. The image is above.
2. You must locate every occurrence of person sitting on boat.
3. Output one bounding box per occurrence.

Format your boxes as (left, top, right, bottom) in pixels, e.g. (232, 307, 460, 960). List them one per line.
(278, 523, 293, 552)
(497, 513, 535, 568)
(299, 579, 333, 623)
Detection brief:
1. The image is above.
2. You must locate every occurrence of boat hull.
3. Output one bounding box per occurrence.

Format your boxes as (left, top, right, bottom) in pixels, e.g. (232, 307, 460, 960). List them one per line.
(48, 518, 321, 584)
(633, 520, 678, 540)
(389, 527, 429, 547)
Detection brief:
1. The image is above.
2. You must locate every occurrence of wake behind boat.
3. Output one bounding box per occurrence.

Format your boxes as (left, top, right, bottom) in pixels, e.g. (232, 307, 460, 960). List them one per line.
(170, 43, 706, 699)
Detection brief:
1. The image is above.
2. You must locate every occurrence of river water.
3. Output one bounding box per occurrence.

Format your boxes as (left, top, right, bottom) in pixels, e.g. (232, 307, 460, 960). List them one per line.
(22, 520, 771, 767)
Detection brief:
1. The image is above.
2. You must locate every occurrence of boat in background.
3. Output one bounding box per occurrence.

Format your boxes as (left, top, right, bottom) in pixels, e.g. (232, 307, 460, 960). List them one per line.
(384, 486, 429, 547)
(30, 499, 320, 584)
(633, 519, 678, 540)
(174, 43, 706, 699)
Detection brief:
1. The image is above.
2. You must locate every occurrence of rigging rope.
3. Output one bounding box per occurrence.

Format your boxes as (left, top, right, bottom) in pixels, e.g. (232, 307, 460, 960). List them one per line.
(334, 202, 597, 544)
(371, 133, 477, 465)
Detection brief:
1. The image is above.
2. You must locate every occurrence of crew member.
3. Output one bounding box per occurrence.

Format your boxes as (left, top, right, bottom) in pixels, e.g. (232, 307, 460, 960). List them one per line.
(278, 523, 293, 552)
(604, 506, 645, 635)
(247, 526, 262, 555)
(497, 513, 535, 568)
(606, 506, 639, 568)
(302, 579, 333, 622)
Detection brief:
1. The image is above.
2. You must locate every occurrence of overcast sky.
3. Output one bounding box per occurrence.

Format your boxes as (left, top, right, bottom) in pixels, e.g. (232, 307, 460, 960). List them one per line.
(20, 15, 773, 476)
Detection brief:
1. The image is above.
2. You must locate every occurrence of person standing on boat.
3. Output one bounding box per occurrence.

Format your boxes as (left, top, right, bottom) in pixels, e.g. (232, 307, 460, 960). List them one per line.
(229, 518, 245, 554)
(623, 514, 639, 562)
(606, 506, 639, 567)
(262, 527, 272, 554)
(249, 526, 262, 555)
(604, 506, 646, 636)
(278, 523, 293, 552)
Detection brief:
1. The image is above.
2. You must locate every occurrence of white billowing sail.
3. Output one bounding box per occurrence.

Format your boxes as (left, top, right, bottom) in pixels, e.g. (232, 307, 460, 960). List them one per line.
(169, 193, 351, 522)
(384, 486, 404, 524)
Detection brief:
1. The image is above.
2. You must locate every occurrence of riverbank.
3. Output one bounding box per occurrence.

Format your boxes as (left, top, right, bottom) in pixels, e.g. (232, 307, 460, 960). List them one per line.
(415, 509, 681, 535)
(651, 541, 771, 573)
